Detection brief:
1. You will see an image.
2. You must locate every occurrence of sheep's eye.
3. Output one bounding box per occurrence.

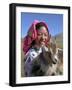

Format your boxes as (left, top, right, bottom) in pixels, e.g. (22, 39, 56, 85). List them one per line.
(48, 52, 51, 58)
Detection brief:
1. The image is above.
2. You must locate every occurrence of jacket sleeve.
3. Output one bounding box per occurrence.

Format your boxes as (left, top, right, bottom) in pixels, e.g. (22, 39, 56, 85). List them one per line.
(24, 51, 37, 76)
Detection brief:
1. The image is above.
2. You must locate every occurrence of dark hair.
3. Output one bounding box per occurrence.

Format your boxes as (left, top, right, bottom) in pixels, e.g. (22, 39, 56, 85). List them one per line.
(36, 22, 49, 34)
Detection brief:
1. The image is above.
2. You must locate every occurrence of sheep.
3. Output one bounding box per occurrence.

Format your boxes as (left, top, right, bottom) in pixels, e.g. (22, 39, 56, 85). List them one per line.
(31, 42, 63, 76)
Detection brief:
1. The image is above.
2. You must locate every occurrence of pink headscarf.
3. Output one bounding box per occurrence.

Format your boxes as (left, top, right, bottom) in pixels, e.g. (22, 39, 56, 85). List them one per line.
(23, 20, 51, 54)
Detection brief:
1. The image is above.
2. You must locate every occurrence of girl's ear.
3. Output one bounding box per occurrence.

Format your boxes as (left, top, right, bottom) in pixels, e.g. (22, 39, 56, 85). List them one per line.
(48, 34, 51, 41)
(45, 34, 51, 47)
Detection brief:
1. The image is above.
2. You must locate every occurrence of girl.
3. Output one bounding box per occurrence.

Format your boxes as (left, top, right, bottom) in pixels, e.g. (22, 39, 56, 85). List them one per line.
(23, 20, 51, 76)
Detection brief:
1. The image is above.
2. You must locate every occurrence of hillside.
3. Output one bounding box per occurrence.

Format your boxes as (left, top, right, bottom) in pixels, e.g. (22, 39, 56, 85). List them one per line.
(53, 32, 63, 49)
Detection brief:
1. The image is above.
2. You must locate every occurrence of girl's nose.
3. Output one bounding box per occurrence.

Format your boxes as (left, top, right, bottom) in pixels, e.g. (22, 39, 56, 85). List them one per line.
(41, 34, 46, 40)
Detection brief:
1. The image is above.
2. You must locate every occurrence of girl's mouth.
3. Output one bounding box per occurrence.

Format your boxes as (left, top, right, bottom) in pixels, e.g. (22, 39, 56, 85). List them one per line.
(40, 41, 45, 45)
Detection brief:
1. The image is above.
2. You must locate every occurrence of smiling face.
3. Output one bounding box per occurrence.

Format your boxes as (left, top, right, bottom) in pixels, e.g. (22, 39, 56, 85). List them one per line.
(35, 26, 49, 47)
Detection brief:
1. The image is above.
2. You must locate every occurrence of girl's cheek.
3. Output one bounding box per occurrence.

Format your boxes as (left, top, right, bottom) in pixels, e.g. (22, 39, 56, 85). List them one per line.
(37, 36, 41, 40)
(46, 37, 48, 40)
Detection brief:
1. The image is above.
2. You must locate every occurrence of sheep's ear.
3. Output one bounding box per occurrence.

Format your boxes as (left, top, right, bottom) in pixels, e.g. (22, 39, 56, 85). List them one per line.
(57, 49, 63, 63)
(49, 38, 57, 55)
(48, 34, 51, 42)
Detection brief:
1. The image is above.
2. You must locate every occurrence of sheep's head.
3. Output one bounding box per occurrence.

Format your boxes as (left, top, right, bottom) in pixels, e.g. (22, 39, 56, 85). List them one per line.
(31, 50, 57, 76)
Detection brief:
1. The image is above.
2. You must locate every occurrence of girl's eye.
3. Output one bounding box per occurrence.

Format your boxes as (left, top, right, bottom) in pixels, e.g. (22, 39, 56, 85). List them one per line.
(38, 33, 48, 37)
(44, 34, 47, 36)
(37, 33, 42, 36)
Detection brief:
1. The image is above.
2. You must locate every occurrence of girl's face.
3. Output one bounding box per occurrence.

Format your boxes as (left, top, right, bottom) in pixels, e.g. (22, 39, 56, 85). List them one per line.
(35, 26, 48, 47)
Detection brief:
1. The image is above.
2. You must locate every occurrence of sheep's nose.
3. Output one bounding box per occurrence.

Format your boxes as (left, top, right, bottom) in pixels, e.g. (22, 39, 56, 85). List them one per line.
(52, 59, 57, 64)
(51, 73, 55, 76)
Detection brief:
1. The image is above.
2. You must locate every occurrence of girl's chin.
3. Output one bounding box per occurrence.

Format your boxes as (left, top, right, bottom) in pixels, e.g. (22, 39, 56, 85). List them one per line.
(40, 42, 45, 46)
